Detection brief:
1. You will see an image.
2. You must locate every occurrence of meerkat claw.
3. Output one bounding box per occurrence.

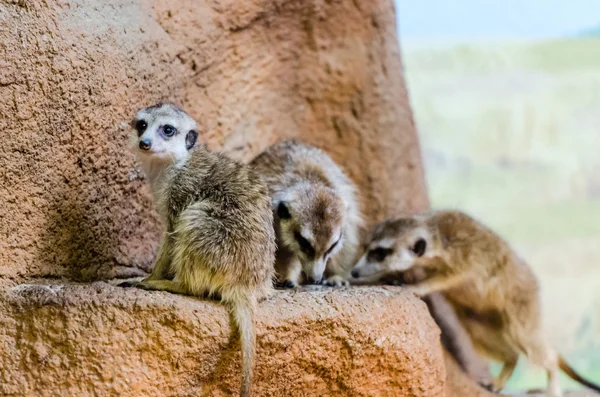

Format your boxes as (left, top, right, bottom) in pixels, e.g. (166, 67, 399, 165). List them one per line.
(276, 280, 298, 289)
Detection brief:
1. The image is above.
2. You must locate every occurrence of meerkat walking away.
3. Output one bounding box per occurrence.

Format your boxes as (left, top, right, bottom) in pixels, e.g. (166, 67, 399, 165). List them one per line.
(351, 210, 600, 397)
(123, 103, 276, 397)
(250, 140, 362, 288)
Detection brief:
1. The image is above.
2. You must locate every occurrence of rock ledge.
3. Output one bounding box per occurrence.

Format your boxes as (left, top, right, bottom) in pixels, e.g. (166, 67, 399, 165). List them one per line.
(1, 283, 447, 397)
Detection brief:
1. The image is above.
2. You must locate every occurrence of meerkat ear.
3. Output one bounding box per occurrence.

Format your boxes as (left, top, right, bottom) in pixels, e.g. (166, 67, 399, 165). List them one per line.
(277, 201, 291, 220)
(412, 238, 427, 257)
(185, 130, 198, 150)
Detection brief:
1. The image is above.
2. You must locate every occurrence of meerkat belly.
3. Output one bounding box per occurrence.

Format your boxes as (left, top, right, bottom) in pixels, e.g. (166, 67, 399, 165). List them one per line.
(444, 278, 506, 328)
(443, 279, 513, 359)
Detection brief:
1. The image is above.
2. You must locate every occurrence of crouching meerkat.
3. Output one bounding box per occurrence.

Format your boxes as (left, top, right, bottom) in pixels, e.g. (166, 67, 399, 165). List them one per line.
(250, 140, 362, 287)
(351, 209, 600, 397)
(125, 103, 276, 397)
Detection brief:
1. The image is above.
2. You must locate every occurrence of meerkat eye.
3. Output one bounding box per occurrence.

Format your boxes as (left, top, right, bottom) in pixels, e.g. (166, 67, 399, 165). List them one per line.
(186, 130, 198, 150)
(411, 238, 427, 257)
(162, 124, 176, 137)
(294, 231, 315, 258)
(135, 120, 147, 136)
(325, 235, 342, 256)
(367, 247, 392, 262)
(277, 202, 291, 220)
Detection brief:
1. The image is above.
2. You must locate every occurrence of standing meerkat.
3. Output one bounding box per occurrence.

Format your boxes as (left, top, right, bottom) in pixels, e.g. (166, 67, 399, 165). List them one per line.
(124, 103, 275, 397)
(351, 209, 600, 397)
(250, 140, 362, 287)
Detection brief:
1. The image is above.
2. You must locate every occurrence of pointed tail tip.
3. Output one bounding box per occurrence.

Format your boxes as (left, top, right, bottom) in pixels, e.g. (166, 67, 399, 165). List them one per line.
(559, 356, 600, 393)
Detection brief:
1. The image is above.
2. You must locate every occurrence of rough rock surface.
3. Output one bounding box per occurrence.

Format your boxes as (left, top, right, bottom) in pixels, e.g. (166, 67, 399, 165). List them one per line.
(1, 283, 447, 397)
(0, 0, 496, 396)
(0, 0, 427, 282)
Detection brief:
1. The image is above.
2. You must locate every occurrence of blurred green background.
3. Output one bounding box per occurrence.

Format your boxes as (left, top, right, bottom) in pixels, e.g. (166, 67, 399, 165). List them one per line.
(395, 1, 600, 391)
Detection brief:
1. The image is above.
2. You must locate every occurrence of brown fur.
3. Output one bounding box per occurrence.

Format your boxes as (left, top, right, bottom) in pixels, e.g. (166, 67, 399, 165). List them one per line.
(352, 209, 600, 397)
(250, 140, 362, 287)
(124, 104, 276, 397)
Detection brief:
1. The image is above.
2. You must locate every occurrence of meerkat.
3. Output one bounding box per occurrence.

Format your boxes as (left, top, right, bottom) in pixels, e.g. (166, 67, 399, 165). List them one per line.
(351, 209, 600, 397)
(122, 103, 276, 397)
(249, 139, 362, 288)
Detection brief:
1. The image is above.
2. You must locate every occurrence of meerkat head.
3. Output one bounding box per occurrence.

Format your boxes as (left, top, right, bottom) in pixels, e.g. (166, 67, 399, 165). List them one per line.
(275, 183, 346, 284)
(351, 216, 436, 281)
(131, 103, 198, 164)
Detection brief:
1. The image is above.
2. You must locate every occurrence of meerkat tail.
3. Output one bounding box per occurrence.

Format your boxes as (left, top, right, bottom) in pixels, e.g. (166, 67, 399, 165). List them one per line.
(558, 355, 600, 392)
(230, 294, 256, 397)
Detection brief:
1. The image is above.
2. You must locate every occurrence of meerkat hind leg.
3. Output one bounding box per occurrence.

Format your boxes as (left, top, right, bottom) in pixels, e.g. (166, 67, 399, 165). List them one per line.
(546, 368, 562, 397)
(523, 337, 562, 397)
(145, 237, 174, 281)
(491, 356, 518, 392)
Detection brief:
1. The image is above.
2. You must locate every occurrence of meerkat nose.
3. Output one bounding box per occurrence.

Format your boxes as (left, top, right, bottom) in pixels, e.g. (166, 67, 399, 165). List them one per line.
(351, 269, 359, 278)
(139, 138, 152, 151)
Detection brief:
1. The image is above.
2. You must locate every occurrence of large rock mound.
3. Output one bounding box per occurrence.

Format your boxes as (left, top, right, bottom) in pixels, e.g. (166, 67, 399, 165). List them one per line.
(0, 0, 427, 282)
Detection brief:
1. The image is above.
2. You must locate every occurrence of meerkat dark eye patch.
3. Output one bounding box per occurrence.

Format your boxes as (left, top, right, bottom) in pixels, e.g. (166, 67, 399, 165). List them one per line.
(277, 202, 291, 220)
(162, 124, 176, 137)
(325, 234, 342, 256)
(294, 231, 315, 258)
(135, 119, 147, 136)
(185, 130, 198, 150)
(368, 247, 392, 262)
(412, 238, 427, 257)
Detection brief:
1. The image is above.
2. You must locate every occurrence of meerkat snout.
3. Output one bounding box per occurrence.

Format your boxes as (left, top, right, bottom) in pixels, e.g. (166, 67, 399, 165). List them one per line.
(139, 138, 151, 151)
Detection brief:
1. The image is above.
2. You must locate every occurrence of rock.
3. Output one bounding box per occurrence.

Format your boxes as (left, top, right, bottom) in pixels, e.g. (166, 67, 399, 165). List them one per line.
(0, 0, 427, 282)
(1, 283, 446, 397)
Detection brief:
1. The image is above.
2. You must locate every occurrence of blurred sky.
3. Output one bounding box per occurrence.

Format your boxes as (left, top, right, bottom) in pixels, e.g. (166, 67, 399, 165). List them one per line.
(393, 0, 600, 40)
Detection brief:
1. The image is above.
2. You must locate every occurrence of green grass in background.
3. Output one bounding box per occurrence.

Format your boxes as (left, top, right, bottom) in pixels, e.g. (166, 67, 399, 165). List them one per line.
(402, 38, 600, 391)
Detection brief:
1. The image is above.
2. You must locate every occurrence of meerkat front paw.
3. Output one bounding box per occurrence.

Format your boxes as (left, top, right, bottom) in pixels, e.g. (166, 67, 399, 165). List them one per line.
(276, 279, 298, 289)
(118, 280, 156, 291)
(322, 275, 349, 287)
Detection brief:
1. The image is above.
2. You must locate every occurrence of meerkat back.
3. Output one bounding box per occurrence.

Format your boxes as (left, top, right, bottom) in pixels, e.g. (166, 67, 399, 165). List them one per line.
(250, 140, 362, 287)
